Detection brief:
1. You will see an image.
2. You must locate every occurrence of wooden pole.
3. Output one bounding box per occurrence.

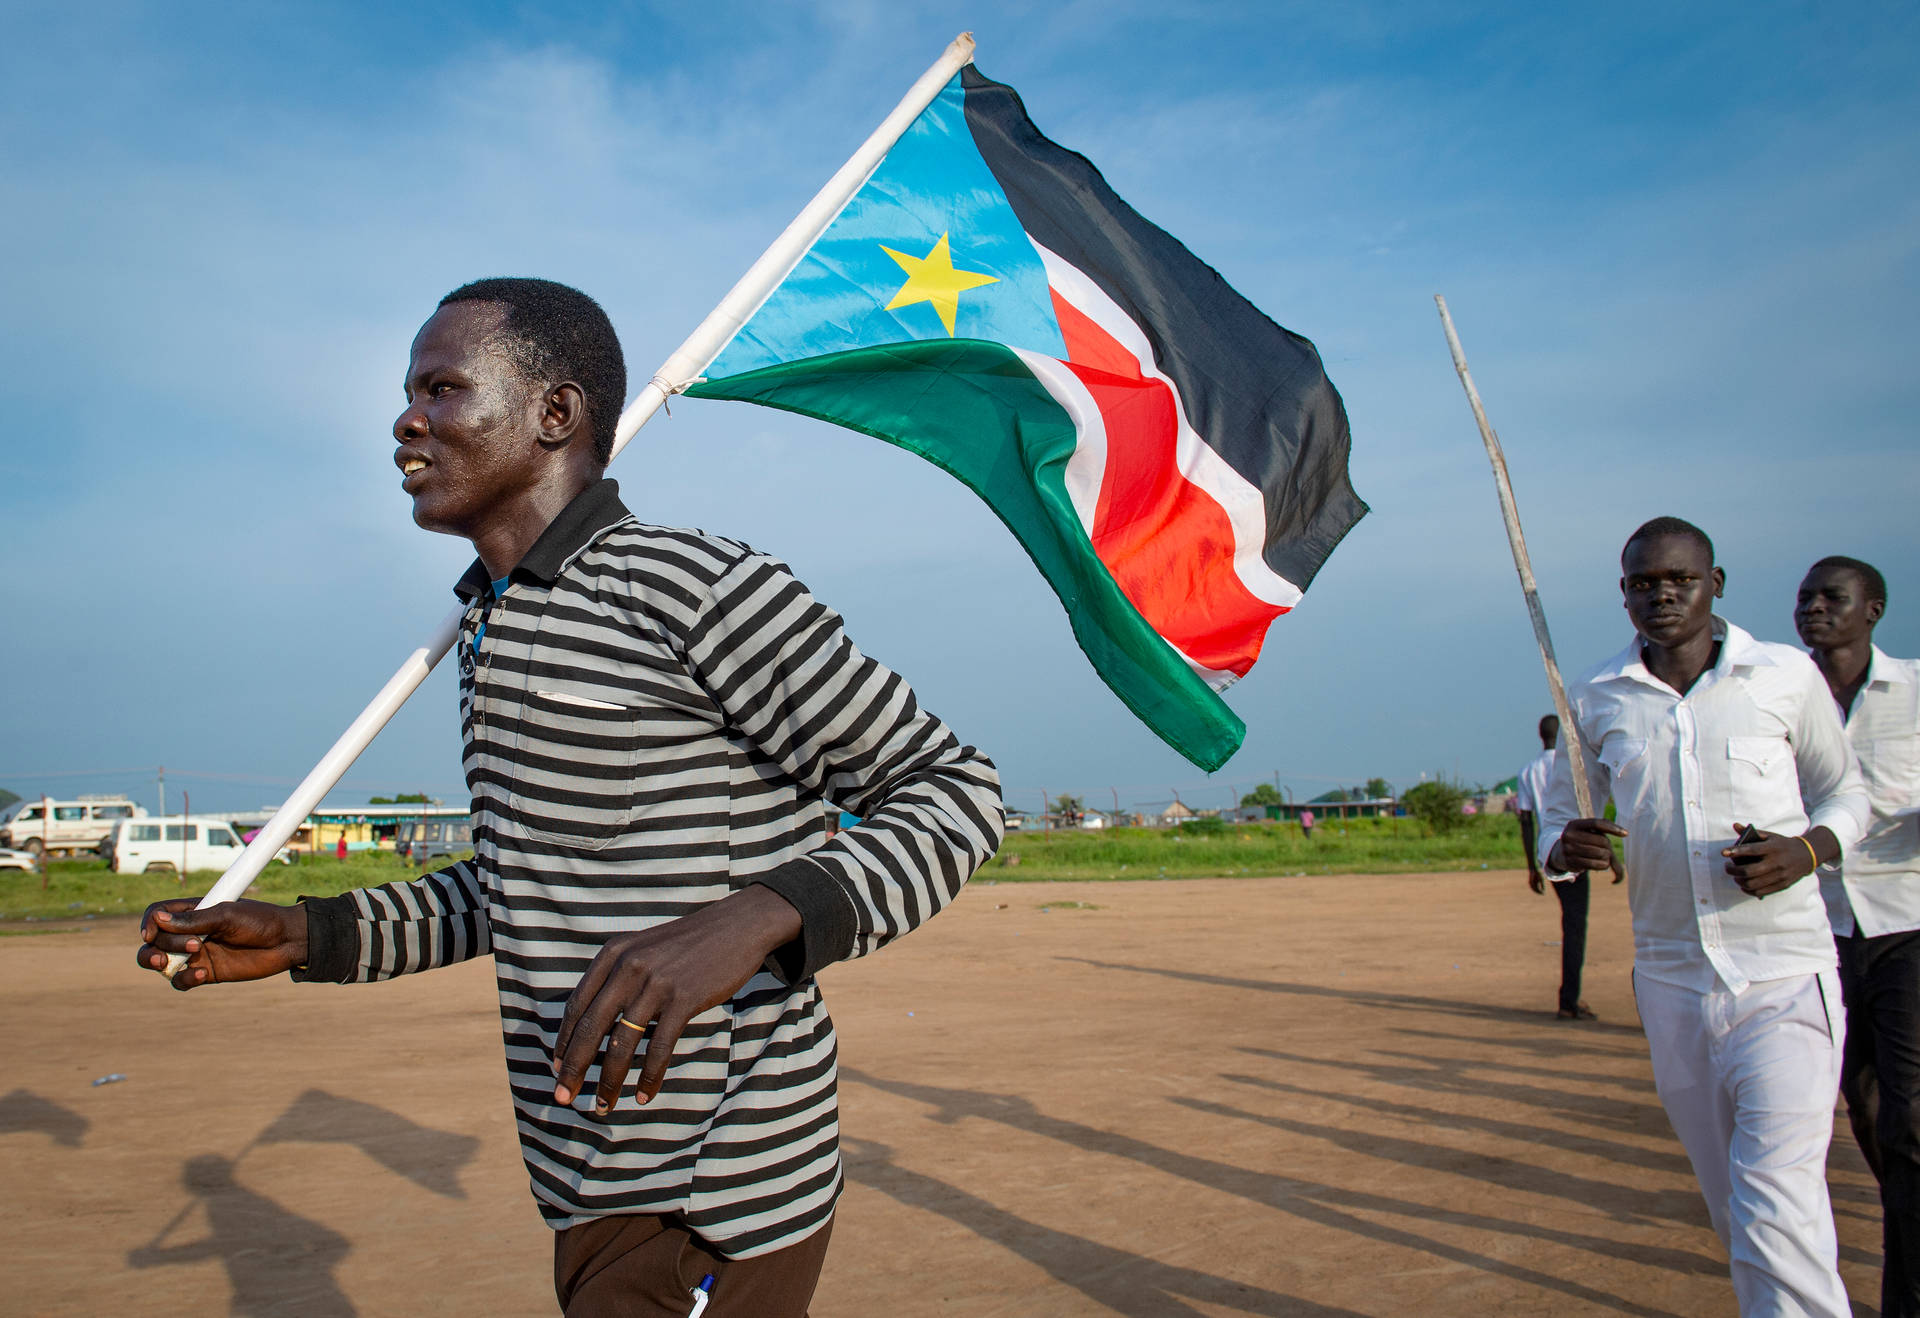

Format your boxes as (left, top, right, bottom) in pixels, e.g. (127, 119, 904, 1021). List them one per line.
(1434, 296, 1596, 821)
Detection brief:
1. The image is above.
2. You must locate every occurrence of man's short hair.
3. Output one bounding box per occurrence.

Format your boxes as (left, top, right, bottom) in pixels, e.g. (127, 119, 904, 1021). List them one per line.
(1809, 555, 1888, 608)
(439, 278, 627, 465)
(1538, 714, 1560, 745)
(1622, 516, 1713, 567)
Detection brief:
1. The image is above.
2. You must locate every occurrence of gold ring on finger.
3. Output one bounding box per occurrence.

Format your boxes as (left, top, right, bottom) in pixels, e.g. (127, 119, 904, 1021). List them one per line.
(613, 1016, 646, 1035)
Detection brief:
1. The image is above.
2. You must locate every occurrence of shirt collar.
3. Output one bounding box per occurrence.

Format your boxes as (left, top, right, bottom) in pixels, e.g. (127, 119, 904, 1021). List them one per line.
(1868, 645, 1911, 688)
(452, 479, 633, 603)
(1592, 616, 1772, 690)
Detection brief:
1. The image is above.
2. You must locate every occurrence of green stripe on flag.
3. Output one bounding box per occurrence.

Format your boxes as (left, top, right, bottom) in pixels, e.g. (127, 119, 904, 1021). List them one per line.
(689, 341, 1245, 770)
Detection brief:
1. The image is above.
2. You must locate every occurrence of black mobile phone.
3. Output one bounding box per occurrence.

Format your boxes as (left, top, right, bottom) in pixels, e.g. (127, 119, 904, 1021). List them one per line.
(1733, 824, 1766, 898)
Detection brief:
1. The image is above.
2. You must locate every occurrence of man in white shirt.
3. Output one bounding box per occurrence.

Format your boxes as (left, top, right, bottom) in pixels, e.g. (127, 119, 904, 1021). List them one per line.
(1539, 517, 1869, 1318)
(1516, 713, 1622, 1020)
(1796, 555, 1920, 1317)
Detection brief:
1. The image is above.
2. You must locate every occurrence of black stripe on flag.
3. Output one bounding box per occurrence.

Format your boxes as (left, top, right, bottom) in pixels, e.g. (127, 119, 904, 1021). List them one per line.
(960, 64, 1367, 592)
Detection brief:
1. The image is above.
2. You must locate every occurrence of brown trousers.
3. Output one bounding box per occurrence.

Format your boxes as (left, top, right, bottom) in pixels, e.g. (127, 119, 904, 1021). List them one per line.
(553, 1213, 833, 1318)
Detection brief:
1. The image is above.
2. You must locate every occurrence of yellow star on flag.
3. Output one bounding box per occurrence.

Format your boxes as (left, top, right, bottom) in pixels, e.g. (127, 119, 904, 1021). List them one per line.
(879, 232, 999, 336)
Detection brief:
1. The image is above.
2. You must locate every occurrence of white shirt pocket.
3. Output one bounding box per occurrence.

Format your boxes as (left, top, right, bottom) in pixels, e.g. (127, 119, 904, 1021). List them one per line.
(1598, 736, 1650, 814)
(1727, 735, 1799, 828)
(1857, 737, 1918, 816)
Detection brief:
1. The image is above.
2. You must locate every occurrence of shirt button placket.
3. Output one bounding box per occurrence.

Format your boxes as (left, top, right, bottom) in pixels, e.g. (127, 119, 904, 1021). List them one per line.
(1678, 704, 1715, 934)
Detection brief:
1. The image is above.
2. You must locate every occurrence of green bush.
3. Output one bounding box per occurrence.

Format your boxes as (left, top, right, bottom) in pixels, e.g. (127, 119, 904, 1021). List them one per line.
(1402, 780, 1471, 835)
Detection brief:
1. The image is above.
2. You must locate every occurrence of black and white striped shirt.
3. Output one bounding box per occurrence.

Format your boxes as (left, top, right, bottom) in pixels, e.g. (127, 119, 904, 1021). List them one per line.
(296, 480, 1003, 1256)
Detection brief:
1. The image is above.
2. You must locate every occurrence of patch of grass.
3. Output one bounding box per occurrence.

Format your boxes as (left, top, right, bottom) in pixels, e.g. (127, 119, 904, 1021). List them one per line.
(0, 816, 1529, 921)
(0, 851, 470, 924)
(985, 814, 1525, 882)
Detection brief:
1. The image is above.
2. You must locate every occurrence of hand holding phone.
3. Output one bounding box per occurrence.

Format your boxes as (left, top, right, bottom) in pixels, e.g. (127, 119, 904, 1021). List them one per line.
(1723, 822, 1797, 899)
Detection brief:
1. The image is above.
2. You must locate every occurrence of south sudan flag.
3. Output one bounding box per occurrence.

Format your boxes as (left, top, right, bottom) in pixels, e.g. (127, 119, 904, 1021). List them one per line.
(690, 65, 1366, 771)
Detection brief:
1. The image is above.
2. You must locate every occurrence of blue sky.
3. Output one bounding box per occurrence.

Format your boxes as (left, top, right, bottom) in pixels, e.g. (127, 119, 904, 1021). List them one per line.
(3, 1, 1916, 816)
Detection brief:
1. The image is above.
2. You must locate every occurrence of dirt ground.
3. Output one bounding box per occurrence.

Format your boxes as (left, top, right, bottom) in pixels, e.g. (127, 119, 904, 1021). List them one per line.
(0, 870, 1883, 1317)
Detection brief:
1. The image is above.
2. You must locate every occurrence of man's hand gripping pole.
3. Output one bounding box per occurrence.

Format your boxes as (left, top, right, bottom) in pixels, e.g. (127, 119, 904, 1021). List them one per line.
(157, 608, 461, 979)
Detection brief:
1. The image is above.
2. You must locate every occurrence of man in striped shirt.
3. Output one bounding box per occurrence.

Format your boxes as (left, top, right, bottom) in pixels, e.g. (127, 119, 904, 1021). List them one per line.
(138, 278, 1005, 1315)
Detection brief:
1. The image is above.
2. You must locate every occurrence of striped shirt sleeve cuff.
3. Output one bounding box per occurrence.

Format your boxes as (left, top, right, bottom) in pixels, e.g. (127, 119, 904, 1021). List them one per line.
(752, 858, 859, 983)
(290, 894, 361, 984)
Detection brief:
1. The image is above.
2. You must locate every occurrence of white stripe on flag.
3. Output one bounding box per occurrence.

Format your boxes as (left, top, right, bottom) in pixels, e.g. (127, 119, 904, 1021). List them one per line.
(1013, 346, 1240, 693)
(1030, 241, 1304, 612)
(1011, 349, 1106, 536)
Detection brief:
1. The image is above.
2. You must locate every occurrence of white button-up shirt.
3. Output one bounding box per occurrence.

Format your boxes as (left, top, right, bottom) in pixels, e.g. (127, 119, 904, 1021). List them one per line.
(1819, 646, 1920, 939)
(1514, 748, 1554, 819)
(1538, 618, 1869, 994)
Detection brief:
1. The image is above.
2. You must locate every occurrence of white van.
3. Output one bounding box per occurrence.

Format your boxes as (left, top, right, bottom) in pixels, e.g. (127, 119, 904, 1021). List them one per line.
(1, 796, 146, 857)
(106, 816, 293, 875)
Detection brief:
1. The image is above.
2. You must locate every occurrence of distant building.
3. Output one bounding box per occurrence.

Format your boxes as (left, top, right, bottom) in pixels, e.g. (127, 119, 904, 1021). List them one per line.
(1262, 797, 1398, 822)
(269, 804, 469, 853)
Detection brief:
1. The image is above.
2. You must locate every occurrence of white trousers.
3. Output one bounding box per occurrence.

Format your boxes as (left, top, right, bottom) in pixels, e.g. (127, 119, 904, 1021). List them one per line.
(1636, 968, 1850, 1318)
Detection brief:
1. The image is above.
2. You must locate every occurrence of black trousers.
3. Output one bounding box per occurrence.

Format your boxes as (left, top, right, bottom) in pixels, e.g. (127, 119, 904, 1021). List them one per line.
(1551, 874, 1590, 1012)
(1837, 927, 1920, 1318)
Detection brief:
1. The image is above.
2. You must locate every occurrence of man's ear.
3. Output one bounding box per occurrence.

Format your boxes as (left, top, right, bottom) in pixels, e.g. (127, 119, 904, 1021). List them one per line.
(1711, 566, 1726, 599)
(1867, 597, 1887, 626)
(538, 381, 588, 449)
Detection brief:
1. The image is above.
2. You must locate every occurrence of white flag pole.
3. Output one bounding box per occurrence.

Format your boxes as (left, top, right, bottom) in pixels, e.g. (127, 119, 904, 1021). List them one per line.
(609, 30, 976, 462)
(1434, 295, 1597, 821)
(163, 32, 978, 974)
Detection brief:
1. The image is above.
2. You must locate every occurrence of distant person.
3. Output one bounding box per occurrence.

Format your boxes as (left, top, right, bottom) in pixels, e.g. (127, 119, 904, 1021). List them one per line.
(1299, 808, 1315, 840)
(1797, 555, 1920, 1317)
(333, 832, 346, 862)
(1538, 517, 1867, 1317)
(136, 278, 1003, 1316)
(1514, 713, 1622, 1021)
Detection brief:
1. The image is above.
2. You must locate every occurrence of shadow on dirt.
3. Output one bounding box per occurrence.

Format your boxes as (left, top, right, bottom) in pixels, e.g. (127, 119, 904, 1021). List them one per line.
(1219, 1068, 1694, 1179)
(1060, 956, 1647, 1038)
(128, 1154, 355, 1317)
(0, 1088, 89, 1147)
(253, 1088, 480, 1199)
(843, 1134, 1369, 1318)
(1236, 1044, 1665, 1133)
(843, 1067, 1718, 1318)
(118, 1089, 479, 1317)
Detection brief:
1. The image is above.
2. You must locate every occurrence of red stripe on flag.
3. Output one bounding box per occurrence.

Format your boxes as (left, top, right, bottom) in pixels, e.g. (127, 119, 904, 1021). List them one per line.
(1049, 291, 1285, 676)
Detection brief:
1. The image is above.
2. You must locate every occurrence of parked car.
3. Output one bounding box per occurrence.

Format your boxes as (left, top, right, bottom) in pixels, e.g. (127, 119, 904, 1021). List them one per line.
(105, 816, 293, 875)
(397, 816, 473, 864)
(1, 796, 146, 857)
(0, 848, 37, 872)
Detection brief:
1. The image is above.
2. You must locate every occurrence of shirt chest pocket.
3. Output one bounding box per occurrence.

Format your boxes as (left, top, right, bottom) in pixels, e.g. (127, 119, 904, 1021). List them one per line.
(1727, 735, 1798, 822)
(508, 690, 641, 850)
(1598, 736, 1650, 810)
(1858, 737, 1918, 811)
